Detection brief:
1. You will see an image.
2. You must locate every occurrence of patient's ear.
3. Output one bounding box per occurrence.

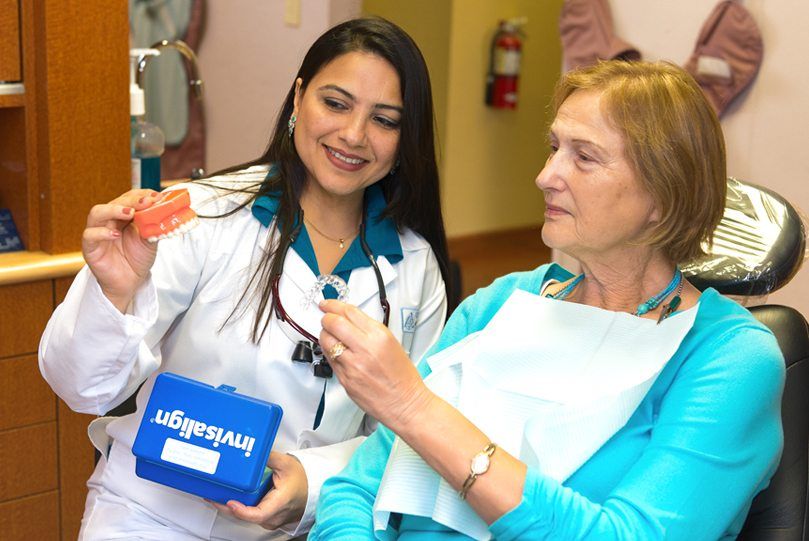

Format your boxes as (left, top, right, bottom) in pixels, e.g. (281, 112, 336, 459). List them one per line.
(648, 201, 661, 225)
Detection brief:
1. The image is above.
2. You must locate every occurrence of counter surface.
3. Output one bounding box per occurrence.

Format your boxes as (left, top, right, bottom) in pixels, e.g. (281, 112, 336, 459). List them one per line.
(0, 251, 84, 286)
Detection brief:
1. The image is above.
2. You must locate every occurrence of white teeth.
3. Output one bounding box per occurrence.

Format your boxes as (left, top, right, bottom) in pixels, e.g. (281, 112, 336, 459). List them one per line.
(146, 217, 199, 243)
(328, 147, 364, 165)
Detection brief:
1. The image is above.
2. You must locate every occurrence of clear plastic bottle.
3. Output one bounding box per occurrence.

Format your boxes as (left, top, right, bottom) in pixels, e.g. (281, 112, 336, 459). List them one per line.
(131, 113, 165, 192)
(130, 49, 165, 191)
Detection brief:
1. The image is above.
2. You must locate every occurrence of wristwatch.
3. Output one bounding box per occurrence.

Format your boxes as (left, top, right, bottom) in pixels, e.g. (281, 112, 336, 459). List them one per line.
(459, 442, 497, 500)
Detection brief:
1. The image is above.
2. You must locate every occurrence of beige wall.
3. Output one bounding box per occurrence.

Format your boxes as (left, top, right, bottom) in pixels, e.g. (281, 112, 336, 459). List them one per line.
(362, 0, 452, 153)
(443, 0, 562, 237)
(364, 0, 564, 237)
(198, 0, 360, 173)
(609, 0, 809, 321)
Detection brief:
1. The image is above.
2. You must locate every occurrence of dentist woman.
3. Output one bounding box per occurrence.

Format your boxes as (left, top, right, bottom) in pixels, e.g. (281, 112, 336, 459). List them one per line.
(39, 17, 449, 540)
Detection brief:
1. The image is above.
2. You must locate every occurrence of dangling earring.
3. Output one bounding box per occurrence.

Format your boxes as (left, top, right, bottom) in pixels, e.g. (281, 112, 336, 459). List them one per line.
(389, 159, 400, 176)
(288, 114, 297, 138)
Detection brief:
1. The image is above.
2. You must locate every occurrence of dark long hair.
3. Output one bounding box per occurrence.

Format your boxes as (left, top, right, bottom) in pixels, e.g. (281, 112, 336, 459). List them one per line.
(213, 17, 450, 342)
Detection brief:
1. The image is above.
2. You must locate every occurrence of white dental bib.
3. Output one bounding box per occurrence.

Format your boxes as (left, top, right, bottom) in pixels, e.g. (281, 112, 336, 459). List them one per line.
(372, 288, 698, 540)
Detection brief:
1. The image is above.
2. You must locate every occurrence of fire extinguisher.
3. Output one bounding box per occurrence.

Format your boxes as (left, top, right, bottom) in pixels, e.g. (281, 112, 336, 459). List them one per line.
(485, 18, 525, 109)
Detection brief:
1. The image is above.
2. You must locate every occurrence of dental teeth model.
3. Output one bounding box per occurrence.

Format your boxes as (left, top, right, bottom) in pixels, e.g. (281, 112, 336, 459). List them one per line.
(133, 188, 199, 243)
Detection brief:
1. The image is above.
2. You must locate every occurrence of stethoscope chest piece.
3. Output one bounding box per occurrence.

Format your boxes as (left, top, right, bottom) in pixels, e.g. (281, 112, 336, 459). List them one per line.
(313, 359, 333, 378)
(291, 340, 317, 364)
(291, 340, 332, 378)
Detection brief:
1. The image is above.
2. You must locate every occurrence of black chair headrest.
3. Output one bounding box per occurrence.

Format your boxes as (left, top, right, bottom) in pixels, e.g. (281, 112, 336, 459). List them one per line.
(682, 177, 807, 296)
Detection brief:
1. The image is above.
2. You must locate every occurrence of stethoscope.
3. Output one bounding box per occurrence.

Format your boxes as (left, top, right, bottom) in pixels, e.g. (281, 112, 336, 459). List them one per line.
(271, 215, 391, 379)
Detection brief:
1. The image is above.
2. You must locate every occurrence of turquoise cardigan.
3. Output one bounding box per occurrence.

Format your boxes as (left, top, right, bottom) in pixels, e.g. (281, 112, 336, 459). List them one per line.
(310, 264, 785, 540)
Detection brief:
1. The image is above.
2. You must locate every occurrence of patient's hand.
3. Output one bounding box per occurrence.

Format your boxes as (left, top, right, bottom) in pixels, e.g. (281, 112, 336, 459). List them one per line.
(210, 452, 308, 531)
(319, 299, 433, 433)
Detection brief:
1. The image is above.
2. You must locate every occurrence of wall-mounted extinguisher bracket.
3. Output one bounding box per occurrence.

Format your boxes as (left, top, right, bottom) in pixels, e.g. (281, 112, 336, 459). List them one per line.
(486, 18, 526, 110)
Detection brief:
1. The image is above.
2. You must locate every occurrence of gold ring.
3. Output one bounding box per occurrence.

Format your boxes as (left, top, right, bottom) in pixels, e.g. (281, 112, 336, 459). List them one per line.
(328, 341, 346, 360)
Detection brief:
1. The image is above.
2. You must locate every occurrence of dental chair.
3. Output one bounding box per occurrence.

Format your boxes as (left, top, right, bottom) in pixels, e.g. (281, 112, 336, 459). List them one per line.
(682, 177, 809, 540)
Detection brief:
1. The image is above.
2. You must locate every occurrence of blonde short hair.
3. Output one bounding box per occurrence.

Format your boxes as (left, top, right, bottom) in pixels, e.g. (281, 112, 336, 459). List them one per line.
(552, 60, 726, 263)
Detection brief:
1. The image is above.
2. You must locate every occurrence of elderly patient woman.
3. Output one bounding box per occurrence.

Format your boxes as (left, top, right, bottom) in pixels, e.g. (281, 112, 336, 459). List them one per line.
(310, 61, 785, 540)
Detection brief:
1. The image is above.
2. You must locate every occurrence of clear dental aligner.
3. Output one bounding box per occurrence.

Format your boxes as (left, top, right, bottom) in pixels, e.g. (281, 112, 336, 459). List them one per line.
(302, 274, 349, 308)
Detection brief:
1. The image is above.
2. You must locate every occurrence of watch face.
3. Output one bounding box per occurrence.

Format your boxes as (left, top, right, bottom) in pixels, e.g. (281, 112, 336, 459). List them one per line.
(471, 452, 490, 475)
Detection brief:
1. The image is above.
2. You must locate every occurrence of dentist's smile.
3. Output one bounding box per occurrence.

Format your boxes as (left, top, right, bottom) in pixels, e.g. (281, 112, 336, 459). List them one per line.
(324, 145, 368, 171)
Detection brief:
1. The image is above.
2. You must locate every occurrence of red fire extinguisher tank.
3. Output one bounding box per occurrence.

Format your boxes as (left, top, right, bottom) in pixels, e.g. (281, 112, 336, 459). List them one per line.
(486, 20, 524, 109)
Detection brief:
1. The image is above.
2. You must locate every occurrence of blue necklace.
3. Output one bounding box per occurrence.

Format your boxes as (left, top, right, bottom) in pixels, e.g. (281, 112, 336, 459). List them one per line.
(636, 269, 683, 316)
(548, 268, 684, 320)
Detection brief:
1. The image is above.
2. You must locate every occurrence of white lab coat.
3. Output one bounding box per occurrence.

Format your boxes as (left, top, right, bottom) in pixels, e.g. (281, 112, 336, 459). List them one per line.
(38, 167, 447, 540)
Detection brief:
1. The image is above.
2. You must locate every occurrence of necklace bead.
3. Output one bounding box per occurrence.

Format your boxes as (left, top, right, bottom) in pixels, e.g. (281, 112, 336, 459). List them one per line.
(633, 269, 682, 316)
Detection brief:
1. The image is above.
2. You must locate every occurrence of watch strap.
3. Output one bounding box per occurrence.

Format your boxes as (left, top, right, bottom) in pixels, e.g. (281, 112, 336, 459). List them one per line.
(459, 442, 497, 500)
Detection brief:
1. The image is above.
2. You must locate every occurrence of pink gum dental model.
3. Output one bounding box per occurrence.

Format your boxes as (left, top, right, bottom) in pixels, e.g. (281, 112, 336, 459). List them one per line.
(132, 189, 199, 242)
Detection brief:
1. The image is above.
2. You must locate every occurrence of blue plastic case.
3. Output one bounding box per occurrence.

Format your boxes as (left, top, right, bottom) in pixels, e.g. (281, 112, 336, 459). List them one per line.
(132, 372, 283, 505)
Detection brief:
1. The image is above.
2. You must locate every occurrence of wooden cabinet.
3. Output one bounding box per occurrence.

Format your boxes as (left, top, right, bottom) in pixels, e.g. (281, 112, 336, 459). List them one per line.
(0, 0, 130, 253)
(0, 278, 97, 540)
(0, 492, 59, 540)
(0, 1, 131, 539)
(0, 354, 56, 431)
(0, 280, 51, 358)
(0, 0, 21, 83)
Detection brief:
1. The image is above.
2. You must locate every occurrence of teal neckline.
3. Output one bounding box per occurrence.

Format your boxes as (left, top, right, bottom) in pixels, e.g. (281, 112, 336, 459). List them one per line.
(250, 181, 403, 291)
(547, 273, 584, 300)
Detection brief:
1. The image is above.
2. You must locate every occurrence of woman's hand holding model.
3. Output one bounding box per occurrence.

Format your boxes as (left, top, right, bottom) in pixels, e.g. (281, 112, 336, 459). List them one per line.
(81, 189, 161, 312)
(319, 297, 527, 524)
(319, 300, 528, 525)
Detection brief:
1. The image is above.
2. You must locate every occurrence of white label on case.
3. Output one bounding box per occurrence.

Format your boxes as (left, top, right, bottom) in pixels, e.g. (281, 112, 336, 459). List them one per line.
(161, 437, 221, 474)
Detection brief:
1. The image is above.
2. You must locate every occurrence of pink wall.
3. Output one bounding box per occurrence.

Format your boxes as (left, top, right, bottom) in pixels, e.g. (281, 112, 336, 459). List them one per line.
(197, 0, 360, 173)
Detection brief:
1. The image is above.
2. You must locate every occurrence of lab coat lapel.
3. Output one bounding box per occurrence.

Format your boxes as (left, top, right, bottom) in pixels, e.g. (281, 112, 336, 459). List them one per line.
(280, 249, 318, 294)
(276, 249, 324, 337)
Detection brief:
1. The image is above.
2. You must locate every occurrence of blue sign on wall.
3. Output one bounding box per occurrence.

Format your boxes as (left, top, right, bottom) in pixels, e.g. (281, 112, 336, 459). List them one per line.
(0, 209, 23, 253)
